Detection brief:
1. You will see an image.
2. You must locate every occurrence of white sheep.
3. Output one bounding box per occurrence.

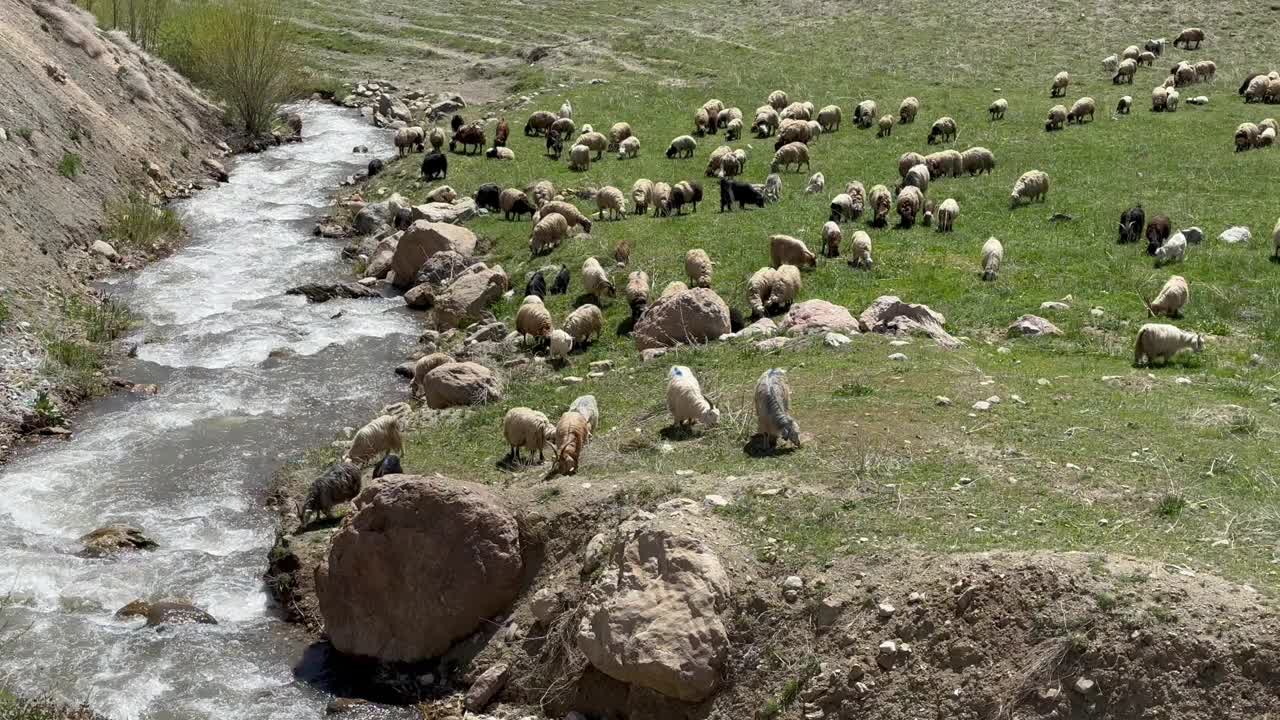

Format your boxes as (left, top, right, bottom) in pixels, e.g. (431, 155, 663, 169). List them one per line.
(527, 179, 555, 208)
(960, 146, 995, 175)
(764, 174, 782, 203)
(724, 117, 744, 141)
(902, 163, 930, 194)
(1138, 50, 1156, 67)
(428, 126, 446, 151)
(1134, 323, 1204, 366)
(563, 304, 603, 346)
(769, 234, 817, 269)
(551, 117, 575, 139)
(559, 100, 573, 119)
(781, 101, 811, 121)
(578, 131, 608, 160)
(515, 295, 553, 345)
(754, 106, 781, 137)
(818, 104, 843, 132)
(845, 181, 866, 214)
(705, 145, 735, 176)
(821, 221, 842, 257)
(502, 407, 556, 464)
(1236, 122, 1260, 152)
(899, 96, 920, 124)
(486, 146, 515, 160)
(768, 90, 789, 110)
(805, 172, 826, 194)
(1146, 275, 1188, 317)
(936, 198, 959, 233)
(1114, 58, 1137, 84)
(1263, 127, 1278, 148)
(582, 258, 615, 301)
(989, 98, 1008, 120)
(345, 414, 405, 465)
(748, 265, 802, 317)
(1010, 170, 1049, 207)
(1051, 71, 1070, 97)
(1166, 88, 1180, 112)
(855, 99, 878, 128)
(754, 368, 801, 449)
(595, 185, 627, 220)
(607, 122, 633, 151)
(394, 126, 424, 157)
(548, 329, 573, 363)
(1117, 96, 1133, 114)
(666, 366, 721, 430)
(1154, 232, 1186, 266)
(849, 231, 873, 269)
(631, 179, 654, 215)
(652, 182, 674, 217)
(625, 270, 650, 319)
(895, 185, 923, 227)
(1151, 86, 1169, 112)
(568, 143, 591, 171)
(1067, 96, 1096, 124)
(1046, 104, 1068, 131)
(666, 134, 698, 159)
(869, 184, 892, 226)
(927, 116, 957, 144)
(1103, 54, 1118, 73)
(685, 248, 714, 288)
(569, 394, 599, 434)
(1121, 45, 1140, 61)
(771, 142, 811, 173)
(981, 237, 1003, 281)
(805, 119, 824, 142)
(530, 213, 569, 255)
(617, 135, 641, 160)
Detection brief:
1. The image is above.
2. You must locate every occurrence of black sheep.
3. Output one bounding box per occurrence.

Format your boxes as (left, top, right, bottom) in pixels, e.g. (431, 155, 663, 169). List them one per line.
(421, 151, 447, 181)
(729, 307, 745, 333)
(449, 125, 485, 154)
(1118, 205, 1145, 244)
(474, 183, 502, 212)
(550, 265, 570, 295)
(1145, 214, 1171, 256)
(367, 158, 384, 178)
(719, 178, 765, 211)
(546, 129, 564, 159)
(450, 114, 464, 133)
(525, 271, 547, 300)
(686, 182, 704, 212)
(505, 194, 537, 221)
(373, 454, 402, 479)
(666, 191, 686, 216)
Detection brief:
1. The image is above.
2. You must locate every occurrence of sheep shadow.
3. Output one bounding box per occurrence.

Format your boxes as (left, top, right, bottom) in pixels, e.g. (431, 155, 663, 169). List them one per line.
(659, 425, 704, 442)
(1269, 255, 1280, 265)
(296, 515, 343, 534)
(742, 435, 800, 458)
(496, 453, 550, 472)
(572, 293, 607, 309)
(615, 316, 637, 337)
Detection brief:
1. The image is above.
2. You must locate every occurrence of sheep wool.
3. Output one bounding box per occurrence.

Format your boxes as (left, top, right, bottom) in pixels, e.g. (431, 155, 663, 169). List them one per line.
(652, 182, 674, 217)
(855, 100, 878, 128)
(554, 411, 590, 475)
(1067, 97, 1096, 124)
(821, 221, 842, 257)
(631, 179, 654, 215)
(869, 184, 892, 226)
(903, 164, 930, 194)
(754, 368, 801, 449)
(764, 174, 783, 203)
(1102, 54, 1118, 73)
(818, 104, 843, 132)
(625, 270, 650, 319)
(895, 185, 923, 228)
(485, 146, 515, 160)
(1050, 70, 1070, 97)
(988, 98, 1008, 120)
(515, 295, 553, 344)
(771, 142, 811, 173)
(769, 234, 817, 269)
(1117, 96, 1133, 114)
(685, 249, 714, 288)
(981, 237, 1004, 281)
(564, 304, 604, 344)
(768, 89, 789, 110)
(1114, 58, 1137, 84)
(849, 231, 873, 269)
(936, 198, 959, 233)
(898, 151, 926, 178)
(526, 179, 556, 208)
(1155, 232, 1186, 266)
(502, 407, 556, 464)
(1235, 122, 1260, 152)
(548, 329, 573, 363)
(568, 143, 591, 171)
(927, 116, 957, 144)
(1166, 89, 1180, 112)
(1009, 170, 1049, 207)
(748, 265, 802, 317)
(705, 145, 735, 176)
(877, 114, 896, 137)
(960, 146, 995, 175)
(411, 353, 454, 399)
(559, 100, 573, 119)
(581, 258, 615, 301)
(428, 126, 446, 150)
(595, 186, 626, 220)
(425, 185, 458, 204)
(667, 366, 722, 430)
(299, 460, 363, 525)
(1146, 275, 1189, 318)
(530, 213, 569, 254)
(1134, 323, 1204, 366)
(1046, 104, 1068, 131)
(806, 172, 826, 194)
(345, 414, 405, 466)
(666, 134, 698, 159)
(899, 96, 920, 124)
(569, 394, 600, 434)
(617, 135, 641, 159)
(538, 200, 592, 231)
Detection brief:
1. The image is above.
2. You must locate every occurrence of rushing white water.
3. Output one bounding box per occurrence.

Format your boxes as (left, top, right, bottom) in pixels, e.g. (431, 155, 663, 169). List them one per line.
(0, 104, 413, 719)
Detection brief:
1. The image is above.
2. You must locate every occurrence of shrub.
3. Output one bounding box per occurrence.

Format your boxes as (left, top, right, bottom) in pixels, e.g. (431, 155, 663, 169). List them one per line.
(190, 0, 298, 135)
(58, 152, 82, 178)
(63, 295, 133, 343)
(103, 191, 182, 252)
(32, 392, 65, 428)
(13, 128, 32, 142)
(0, 296, 9, 325)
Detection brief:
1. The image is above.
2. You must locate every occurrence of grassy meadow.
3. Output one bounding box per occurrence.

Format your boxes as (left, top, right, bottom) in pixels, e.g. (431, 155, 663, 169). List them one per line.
(306, 1, 1280, 590)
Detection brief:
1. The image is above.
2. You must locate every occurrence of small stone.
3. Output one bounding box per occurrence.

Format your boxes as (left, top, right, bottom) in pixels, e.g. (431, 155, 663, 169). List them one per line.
(876, 602, 896, 619)
(935, 396, 952, 406)
(815, 595, 847, 628)
(563, 376, 584, 384)
(659, 442, 674, 454)
(972, 401, 992, 412)
(1037, 378, 1051, 386)
(464, 663, 510, 711)
(888, 353, 908, 362)
(1090, 307, 1105, 317)
(877, 640, 899, 669)
(587, 371, 606, 378)
(703, 494, 730, 508)
(888, 339, 911, 346)
(1073, 677, 1097, 696)
(1175, 377, 1192, 385)
(1219, 226, 1251, 244)
(996, 346, 1012, 354)
(783, 575, 804, 590)
(675, 469, 694, 477)
(1250, 353, 1264, 366)
(1040, 301, 1070, 311)
(589, 360, 613, 371)
(907, 592, 923, 604)
(90, 240, 119, 260)
(530, 588, 561, 624)
(1098, 519, 1109, 527)
(824, 332, 851, 348)
(1010, 394, 1025, 404)
(985, 395, 1001, 405)
(758, 488, 781, 496)
(754, 337, 790, 352)
(1066, 463, 1081, 471)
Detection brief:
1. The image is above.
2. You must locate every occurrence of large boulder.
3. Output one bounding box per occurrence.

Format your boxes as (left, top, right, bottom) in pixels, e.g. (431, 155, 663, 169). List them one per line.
(390, 221, 479, 289)
(364, 233, 400, 280)
(432, 264, 509, 328)
(577, 520, 731, 702)
(780, 300, 860, 336)
(409, 197, 478, 225)
(377, 94, 412, 123)
(633, 288, 731, 351)
(315, 476, 523, 662)
(285, 282, 380, 303)
(416, 250, 476, 287)
(80, 524, 158, 558)
(403, 284, 435, 310)
(1008, 314, 1063, 338)
(858, 295, 961, 348)
(421, 361, 502, 408)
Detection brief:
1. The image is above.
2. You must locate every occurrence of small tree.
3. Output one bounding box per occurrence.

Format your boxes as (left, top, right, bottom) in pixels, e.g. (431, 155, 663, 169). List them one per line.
(193, 0, 296, 136)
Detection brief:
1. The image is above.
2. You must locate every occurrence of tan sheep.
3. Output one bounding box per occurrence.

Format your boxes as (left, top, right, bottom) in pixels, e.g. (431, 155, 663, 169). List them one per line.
(1050, 70, 1070, 97)
(667, 134, 698, 159)
(1046, 104, 1068, 131)
(537, 200, 593, 231)
(898, 151, 926, 178)
(821, 221, 842, 258)
(595, 185, 626, 220)
(768, 90, 789, 110)
(577, 131, 608, 160)
(631, 179, 654, 215)
(1234, 122, 1259, 152)
(425, 185, 458, 204)
(771, 142, 811, 173)
(1134, 323, 1204, 366)
(607, 122, 633, 151)
(515, 295, 553, 345)
(927, 116, 957, 144)
(1114, 58, 1137, 84)
(428, 126, 446, 151)
(526, 179, 556, 208)
(1009, 170, 1049, 207)
(345, 415, 404, 465)
(895, 185, 923, 228)
(530, 213, 569, 255)
(902, 164, 930, 195)
(652, 182, 674, 217)
(685, 248, 714, 288)
(502, 407, 556, 464)
(705, 145, 735, 176)
(660, 280, 689, 300)
(981, 237, 1003, 281)
(563, 304, 603, 345)
(988, 98, 1008, 120)
(625, 270, 650, 318)
(568, 143, 591, 171)
(748, 264, 802, 317)
(869, 184, 892, 227)
(849, 231, 873, 269)
(410, 352, 454, 400)
(855, 99, 878, 128)
(781, 101, 811, 121)
(617, 135, 641, 159)
(548, 329, 573, 364)
(936, 198, 959, 233)
(769, 234, 817, 269)
(1121, 45, 1141, 61)
(581, 258, 615, 302)
(806, 172, 826, 194)
(1067, 96, 1096, 124)
(1145, 275, 1188, 318)
(877, 114, 895, 137)
(554, 411, 590, 475)
(960, 146, 995, 175)
(817, 104, 843, 132)
(899, 96, 920, 124)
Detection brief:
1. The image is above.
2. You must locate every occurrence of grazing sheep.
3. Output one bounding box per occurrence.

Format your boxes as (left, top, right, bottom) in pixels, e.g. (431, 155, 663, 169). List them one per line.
(1113, 58, 1137, 84)
(725, 117, 744, 141)
(298, 460, 362, 525)
(1067, 96, 1096, 123)
(625, 271, 650, 320)
(854, 100, 878, 128)
(818, 104, 843, 132)
(901, 163, 930, 195)
(537, 200, 593, 231)
(494, 117, 509, 147)
(666, 135, 698, 159)
(763, 173, 782, 203)
(500, 188, 537, 221)
(530, 213, 569, 255)
(1050, 71, 1070, 97)
(821, 221, 842, 257)
(769, 235, 817, 269)
(582, 258, 615, 302)
(1117, 95, 1133, 114)
(719, 107, 744, 129)
(1134, 323, 1204, 366)
(877, 114, 896, 137)
(1235, 122, 1259, 152)
(1146, 275, 1189, 318)
(425, 185, 458, 204)
(694, 106, 712, 136)
(960, 146, 995, 175)
(577, 131, 608, 160)
(805, 120, 824, 143)
(771, 142, 811, 173)
(849, 231, 873, 269)
(545, 128, 565, 160)
(1166, 89, 1180, 112)
(1154, 232, 1186, 266)
(607, 122, 633, 152)
(554, 411, 590, 475)
(1194, 60, 1216, 82)
(685, 249, 714, 288)
(1260, 126, 1277, 147)
(548, 329, 573, 364)
(981, 237, 1003, 281)
(806, 172, 826, 194)
(1151, 86, 1169, 112)
(367, 158, 384, 178)
(1145, 215, 1171, 255)
(781, 101, 812, 121)
(485, 146, 515, 160)
(829, 193, 856, 223)
(1145, 38, 1166, 57)
(845, 181, 866, 214)
(515, 295, 553, 346)
(754, 368, 801, 450)
(1238, 72, 1264, 95)
(1262, 118, 1279, 134)
(1244, 76, 1269, 103)
(989, 98, 1008, 120)
(614, 239, 631, 267)
(748, 265, 802, 318)
(618, 135, 640, 159)
(345, 415, 405, 465)
(394, 126, 424, 157)
(1121, 45, 1141, 61)
(775, 119, 812, 148)
(559, 100, 573, 119)
(927, 116, 957, 144)
(551, 265, 570, 294)
(899, 96, 920, 124)
(1173, 27, 1204, 50)
(869, 184, 892, 227)
(449, 123, 485, 154)
(754, 106, 781, 137)
(564, 304, 604, 346)
(1009, 170, 1050, 207)
(1173, 63, 1197, 88)
(420, 151, 447, 180)
(895, 185, 924, 228)
(632, 179, 654, 215)
(1138, 50, 1156, 67)
(768, 90, 789, 110)
(427, 126, 446, 151)
(1103, 54, 1119, 73)
(924, 149, 963, 178)
(1268, 78, 1280, 104)
(525, 271, 547, 300)
(898, 151, 927, 178)
(595, 186, 627, 220)
(706, 145, 735, 176)
(1046, 104, 1068, 131)
(1118, 205, 1145, 244)
(568, 143, 591, 171)
(411, 353, 454, 399)
(936, 198, 959, 232)
(525, 111, 556, 136)
(721, 177, 766, 211)
(568, 395, 599, 435)
(474, 183, 502, 212)
(502, 407, 556, 464)
(652, 182, 674, 217)
(1274, 216, 1280, 259)
(672, 181, 704, 213)
(666, 366, 721, 430)
(719, 149, 746, 177)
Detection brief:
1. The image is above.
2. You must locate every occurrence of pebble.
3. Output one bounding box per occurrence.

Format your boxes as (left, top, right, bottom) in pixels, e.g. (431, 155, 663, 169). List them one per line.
(876, 640, 899, 669)
(1011, 394, 1025, 404)
(1073, 677, 1097, 695)
(587, 371, 606, 379)
(563, 376, 584, 384)
(1066, 463, 1081, 471)
(824, 332, 851, 348)
(985, 395, 1001, 405)
(972, 401, 992, 412)
(888, 353, 908, 362)
(996, 346, 1011, 354)
(589, 360, 613, 371)
(1037, 378, 1051, 386)
(907, 592, 923, 604)
(1090, 307, 1105, 317)
(782, 576, 804, 590)
(704, 494, 729, 508)
(935, 396, 952, 406)
(1250, 354, 1264, 366)
(889, 339, 911, 346)
(1175, 377, 1192, 385)
(660, 442, 673, 454)
(876, 602, 896, 619)
(758, 488, 782, 496)
(1040, 301, 1070, 311)
(675, 469, 694, 477)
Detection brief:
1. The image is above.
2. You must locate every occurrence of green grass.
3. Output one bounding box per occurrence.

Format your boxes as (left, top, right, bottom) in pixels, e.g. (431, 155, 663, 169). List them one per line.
(12, 127, 32, 142)
(57, 153, 82, 179)
(103, 192, 183, 253)
(0, 295, 9, 325)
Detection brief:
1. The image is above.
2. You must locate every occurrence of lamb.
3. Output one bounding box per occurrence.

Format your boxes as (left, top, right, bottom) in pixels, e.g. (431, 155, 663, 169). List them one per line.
(754, 368, 801, 450)
(551, 265, 570, 294)
(1118, 205, 1145, 244)
(989, 98, 1008, 120)
(568, 394, 600, 435)
(1009, 170, 1049, 207)
(829, 193, 856, 223)
(484, 146, 515, 160)
(721, 177, 766, 211)
(899, 96, 920, 124)
(718, 107, 744, 129)
(1261, 127, 1277, 148)
(1154, 232, 1186, 266)
(515, 295, 553, 345)
(818, 104, 843, 132)
(1103, 55, 1119, 73)
(537, 200, 593, 231)
(821, 221, 842, 257)
(632, 179, 654, 215)
(652, 182, 674, 217)
(1145, 215, 1171, 255)
(869, 184, 892, 227)
(769, 235, 817, 269)
(666, 135, 698, 159)
(1139, 50, 1156, 67)
(724, 117, 744, 141)
(563, 304, 603, 346)
(898, 151, 926, 177)
(849, 231, 873, 269)
(568, 143, 591, 171)
(1067, 96, 1096, 124)
(625, 270, 650, 321)
(554, 411, 590, 475)
(420, 151, 447, 180)
(1045, 104, 1068, 131)
(1166, 89, 1180, 112)
(960, 146, 995, 175)
(981, 237, 1004, 281)
(764, 174, 783, 203)
(806, 172, 826, 194)
(1194, 60, 1216, 82)
(607, 122, 634, 152)
(805, 120, 824, 142)
(936, 198, 959, 233)
(582, 258, 615, 302)
(768, 90, 789, 110)
(525, 270, 547, 299)
(298, 460, 362, 525)
(530, 213, 569, 255)
(559, 100, 573, 119)
(614, 239, 631, 267)
(1134, 323, 1204, 366)
(410, 353, 454, 399)
(1117, 95, 1133, 114)
(685, 249, 714, 288)
(548, 329, 573, 364)
(1151, 86, 1169, 112)
(666, 366, 721, 430)
(895, 185, 924, 228)
(927, 116, 957, 144)
(1262, 118, 1279, 135)
(1173, 27, 1204, 50)
(1235, 122, 1259, 152)
(854, 100, 878, 128)
(771, 142, 811, 173)
(705, 145, 735, 176)
(877, 114, 896, 137)
(500, 188, 537, 220)
(1145, 275, 1189, 318)
(502, 407, 556, 464)
(618, 135, 641, 159)
(595, 185, 627, 220)
(525, 111, 556, 136)
(345, 414, 405, 465)
(425, 185, 458, 204)
(1050, 71, 1070, 97)
(474, 183, 502, 212)
(449, 123, 485, 154)
(1113, 59, 1137, 84)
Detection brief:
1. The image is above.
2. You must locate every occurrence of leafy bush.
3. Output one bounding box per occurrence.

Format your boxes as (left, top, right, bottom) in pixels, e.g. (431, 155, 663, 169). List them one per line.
(31, 392, 65, 428)
(58, 153, 82, 178)
(103, 191, 182, 253)
(189, 0, 298, 135)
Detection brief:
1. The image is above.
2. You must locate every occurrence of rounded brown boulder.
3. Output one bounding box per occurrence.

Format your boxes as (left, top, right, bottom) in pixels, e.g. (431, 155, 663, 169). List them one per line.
(315, 476, 523, 663)
(421, 361, 503, 409)
(633, 287, 730, 351)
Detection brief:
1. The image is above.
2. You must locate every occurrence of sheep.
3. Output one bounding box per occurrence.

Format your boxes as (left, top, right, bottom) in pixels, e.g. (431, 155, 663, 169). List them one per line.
(869, 184, 892, 227)
(818, 104, 843, 132)
(685, 249, 714, 288)
(1046, 104, 1068, 131)
(568, 395, 600, 436)
(617, 135, 641, 160)
(631, 179, 654, 215)
(901, 163, 930, 195)
(1134, 323, 1204, 366)
(924, 149, 963, 178)
(595, 186, 627, 221)
(666, 366, 721, 430)
(367, 158, 385, 178)
(1239, 72, 1264, 95)
(981, 237, 1003, 281)
(548, 329, 573, 364)
(554, 411, 590, 475)
(345, 415, 404, 465)
(1194, 60, 1216, 82)
(1118, 205, 1145, 244)
(568, 143, 591, 171)
(694, 107, 712, 136)
(625, 270, 650, 321)
(425, 185, 458, 204)
(768, 89, 789, 110)
(769, 235, 817, 269)
(515, 295, 553, 346)
(575, 131, 607, 161)
(775, 119, 812, 148)
(564, 304, 604, 346)
(724, 117, 744, 141)
(805, 120, 824, 142)
(829, 193, 856, 223)
(474, 183, 502, 212)
(666, 135, 698, 159)
(1260, 127, 1277, 148)
(898, 96, 920, 124)
(960, 146, 995, 175)
(845, 181, 866, 213)
(706, 145, 735, 176)
(485, 146, 515, 160)
(877, 114, 896, 137)
(1121, 45, 1141, 61)
(1151, 86, 1169, 112)
(1050, 71, 1070, 97)
(1154, 232, 1186, 266)
(895, 185, 924, 228)
(1235, 122, 1259, 152)
(545, 128, 565, 160)
(1009, 170, 1049, 207)
(764, 173, 783, 203)
(450, 123, 485, 154)
(849, 231, 873, 269)
(1139, 50, 1156, 67)
(718, 106, 744, 129)
(494, 117, 509, 147)
(821, 221, 842, 258)
(525, 111, 556, 135)
(1268, 77, 1280, 104)
(1117, 95, 1133, 114)
(420, 151, 447, 181)
(719, 150, 745, 177)
(394, 126, 424, 157)
(428, 126, 446, 151)
(806, 172, 826, 194)
(298, 460, 363, 525)
(1166, 89, 1180, 112)
(781, 101, 811, 121)
(754, 106, 782, 136)
(660, 281, 689, 300)
(500, 188, 537, 220)
(1145, 38, 1166, 57)
(582, 258, 615, 302)
(1103, 54, 1119, 73)
(1067, 96, 1096, 124)
(989, 98, 1008, 120)
(1274, 216, 1280, 259)
(927, 116, 957, 144)
(754, 368, 801, 450)
(502, 407, 556, 464)
(652, 182, 674, 217)
(1113, 58, 1137, 84)
(410, 353, 454, 399)
(771, 142, 811, 173)
(537, 200, 593, 231)
(898, 151, 926, 178)
(1244, 75, 1269, 103)
(1145, 215, 1171, 255)
(551, 265, 570, 294)
(1145, 275, 1189, 318)
(613, 240, 631, 268)
(559, 100, 573, 119)
(848, 99, 876, 129)
(1173, 63, 1197, 88)
(1173, 27, 1204, 50)
(721, 177, 766, 211)
(606, 122, 634, 152)
(1262, 118, 1279, 135)
(751, 261, 804, 318)
(530, 213, 569, 255)
(525, 271, 547, 300)
(936, 198, 959, 233)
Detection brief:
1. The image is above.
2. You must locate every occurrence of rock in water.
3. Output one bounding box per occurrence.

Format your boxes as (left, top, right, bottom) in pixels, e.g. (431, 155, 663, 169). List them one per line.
(285, 282, 380, 303)
(80, 524, 158, 557)
(115, 599, 217, 627)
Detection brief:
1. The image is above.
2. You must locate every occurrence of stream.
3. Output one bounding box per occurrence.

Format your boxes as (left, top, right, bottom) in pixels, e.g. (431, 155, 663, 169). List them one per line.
(0, 104, 413, 719)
